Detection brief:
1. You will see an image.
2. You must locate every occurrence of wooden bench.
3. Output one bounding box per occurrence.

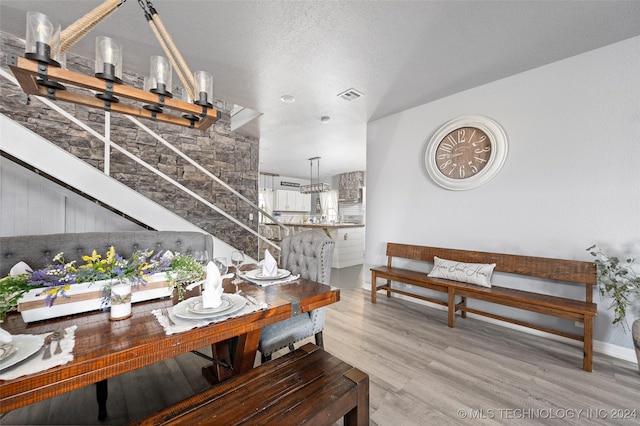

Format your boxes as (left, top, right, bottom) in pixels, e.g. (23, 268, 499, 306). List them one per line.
(371, 243, 597, 371)
(132, 343, 369, 426)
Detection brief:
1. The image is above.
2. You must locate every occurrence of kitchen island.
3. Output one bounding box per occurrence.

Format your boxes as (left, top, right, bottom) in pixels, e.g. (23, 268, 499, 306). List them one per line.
(290, 223, 365, 268)
(290, 222, 364, 236)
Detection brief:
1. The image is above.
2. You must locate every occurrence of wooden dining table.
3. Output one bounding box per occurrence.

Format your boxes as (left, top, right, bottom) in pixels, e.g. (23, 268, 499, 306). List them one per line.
(0, 276, 340, 420)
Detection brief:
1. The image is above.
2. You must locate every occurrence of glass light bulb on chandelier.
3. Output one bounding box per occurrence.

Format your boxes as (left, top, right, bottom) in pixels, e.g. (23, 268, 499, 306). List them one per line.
(150, 55, 172, 97)
(95, 36, 122, 83)
(25, 11, 60, 66)
(193, 71, 213, 107)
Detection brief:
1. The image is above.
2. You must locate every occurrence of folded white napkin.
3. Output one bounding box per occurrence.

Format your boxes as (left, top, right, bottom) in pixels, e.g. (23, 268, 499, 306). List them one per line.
(161, 250, 174, 262)
(262, 250, 278, 277)
(10, 261, 32, 276)
(0, 327, 12, 343)
(201, 261, 223, 308)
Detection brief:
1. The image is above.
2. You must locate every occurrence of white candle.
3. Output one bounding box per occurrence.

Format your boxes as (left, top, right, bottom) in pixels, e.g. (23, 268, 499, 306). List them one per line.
(110, 282, 132, 320)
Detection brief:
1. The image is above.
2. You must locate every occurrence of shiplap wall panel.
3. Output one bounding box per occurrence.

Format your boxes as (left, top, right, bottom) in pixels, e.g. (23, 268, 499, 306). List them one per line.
(28, 177, 65, 235)
(1, 158, 142, 237)
(1, 162, 65, 236)
(0, 160, 17, 234)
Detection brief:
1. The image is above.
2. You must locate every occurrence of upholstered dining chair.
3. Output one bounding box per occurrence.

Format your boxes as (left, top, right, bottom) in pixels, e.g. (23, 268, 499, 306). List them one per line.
(258, 230, 335, 362)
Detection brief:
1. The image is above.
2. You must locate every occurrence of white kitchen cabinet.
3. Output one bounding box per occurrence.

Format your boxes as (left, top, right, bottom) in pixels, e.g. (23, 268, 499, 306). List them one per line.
(331, 227, 365, 268)
(295, 192, 311, 211)
(275, 190, 311, 212)
(276, 190, 292, 211)
(290, 224, 365, 268)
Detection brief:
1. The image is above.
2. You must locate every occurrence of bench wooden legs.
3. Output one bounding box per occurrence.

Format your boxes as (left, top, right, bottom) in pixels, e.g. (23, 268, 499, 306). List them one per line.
(447, 288, 468, 328)
(584, 315, 594, 372)
(447, 288, 456, 327)
(343, 367, 370, 426)
(371, 271, 391, 303)
(459, 296, 467, 318)
(371, 271, 393, 304)
(371, 267, 596, 372)
(371, 271, 377, 303)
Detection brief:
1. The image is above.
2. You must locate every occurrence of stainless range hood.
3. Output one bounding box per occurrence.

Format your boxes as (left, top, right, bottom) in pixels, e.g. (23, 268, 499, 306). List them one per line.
(338, 171, 364, 203)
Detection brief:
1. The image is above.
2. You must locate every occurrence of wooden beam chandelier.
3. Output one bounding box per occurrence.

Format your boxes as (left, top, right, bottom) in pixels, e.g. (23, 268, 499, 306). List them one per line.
(7, 0, 219, 130)
(300, 157, 330, 194)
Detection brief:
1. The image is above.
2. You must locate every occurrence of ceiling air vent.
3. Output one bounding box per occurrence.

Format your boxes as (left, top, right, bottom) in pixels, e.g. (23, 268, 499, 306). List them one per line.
(337, 88, 364, 101)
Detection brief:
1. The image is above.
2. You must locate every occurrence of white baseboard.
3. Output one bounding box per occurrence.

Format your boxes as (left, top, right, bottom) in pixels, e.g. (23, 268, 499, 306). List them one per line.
(364, 285, 638, 364)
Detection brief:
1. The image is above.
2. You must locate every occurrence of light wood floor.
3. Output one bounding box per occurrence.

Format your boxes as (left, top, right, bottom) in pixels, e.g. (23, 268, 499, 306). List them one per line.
(3, 266, 639, 425)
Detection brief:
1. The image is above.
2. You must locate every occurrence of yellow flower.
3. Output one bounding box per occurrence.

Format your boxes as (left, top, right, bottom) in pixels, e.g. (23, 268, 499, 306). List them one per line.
(83, 250, 101, 263)
(106, 246, 116, 264)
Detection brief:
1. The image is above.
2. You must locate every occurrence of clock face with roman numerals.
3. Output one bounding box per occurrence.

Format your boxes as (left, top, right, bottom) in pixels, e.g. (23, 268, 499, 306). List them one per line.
(425, 116, 508, 190)
(435, 127, 491, 180)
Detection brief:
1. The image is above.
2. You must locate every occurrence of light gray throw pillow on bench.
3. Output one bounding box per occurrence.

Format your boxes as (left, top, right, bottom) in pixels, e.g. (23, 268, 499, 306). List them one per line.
(427, 256, 496, 288)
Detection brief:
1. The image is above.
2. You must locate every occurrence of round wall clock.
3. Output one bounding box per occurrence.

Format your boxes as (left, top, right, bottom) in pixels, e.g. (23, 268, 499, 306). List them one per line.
(425, 115, 508, 190)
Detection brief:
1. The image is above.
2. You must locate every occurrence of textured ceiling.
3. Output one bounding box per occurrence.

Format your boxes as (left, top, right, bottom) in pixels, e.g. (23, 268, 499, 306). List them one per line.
(1, 1, 640, 180)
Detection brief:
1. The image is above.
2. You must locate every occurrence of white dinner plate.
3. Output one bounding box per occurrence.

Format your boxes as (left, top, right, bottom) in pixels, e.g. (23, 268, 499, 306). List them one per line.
(0, 344, 16, 362)
(0, 334, 45, 371)
(173, 293, 246, 320)
(243, 268, 291, 281)
(187, 296, 233, 315)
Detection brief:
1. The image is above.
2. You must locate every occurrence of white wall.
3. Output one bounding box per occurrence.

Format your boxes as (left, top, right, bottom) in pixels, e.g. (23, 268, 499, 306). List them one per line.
(366, 36, 640, 352)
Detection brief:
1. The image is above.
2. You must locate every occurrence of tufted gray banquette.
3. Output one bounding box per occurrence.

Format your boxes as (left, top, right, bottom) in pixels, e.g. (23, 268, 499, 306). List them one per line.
(0, 231, 214, 276)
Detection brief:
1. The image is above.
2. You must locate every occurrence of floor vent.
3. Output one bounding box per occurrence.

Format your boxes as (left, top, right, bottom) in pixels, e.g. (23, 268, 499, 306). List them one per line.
(337, 88, 364, 101)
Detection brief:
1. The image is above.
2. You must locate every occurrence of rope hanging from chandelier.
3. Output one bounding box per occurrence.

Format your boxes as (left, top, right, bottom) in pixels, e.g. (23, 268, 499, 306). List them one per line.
(57, 0, 198, 100)
(139, 0, 197, 100)
(59, 0, 125, 53)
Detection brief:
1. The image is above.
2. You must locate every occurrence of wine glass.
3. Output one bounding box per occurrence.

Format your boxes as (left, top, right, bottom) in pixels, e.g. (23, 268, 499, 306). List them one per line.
(192, 250, 209, 266)
(231, 250, 244, 291)
(213, 257, 228, 276)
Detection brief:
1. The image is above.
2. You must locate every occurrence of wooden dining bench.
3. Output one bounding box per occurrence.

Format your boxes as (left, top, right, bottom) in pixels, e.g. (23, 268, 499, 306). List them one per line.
(132, 343, 369, 426)
(371, 243, 597, 371)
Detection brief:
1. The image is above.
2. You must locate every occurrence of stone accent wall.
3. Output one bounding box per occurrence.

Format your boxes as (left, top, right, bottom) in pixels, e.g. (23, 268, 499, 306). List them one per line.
(0, 32, 259, 258)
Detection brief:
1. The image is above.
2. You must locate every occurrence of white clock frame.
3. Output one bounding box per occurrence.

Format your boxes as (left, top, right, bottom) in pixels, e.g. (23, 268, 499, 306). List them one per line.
(425, 115, 508, 191)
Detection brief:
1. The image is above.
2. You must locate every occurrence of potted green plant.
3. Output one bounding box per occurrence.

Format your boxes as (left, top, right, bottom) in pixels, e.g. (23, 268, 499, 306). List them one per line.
(587, 245, 640, 372)
(166, 254, 206, 301)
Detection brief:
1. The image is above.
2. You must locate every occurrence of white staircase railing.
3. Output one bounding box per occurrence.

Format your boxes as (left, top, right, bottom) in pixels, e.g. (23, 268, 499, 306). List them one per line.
(0, 68, 287, 252)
